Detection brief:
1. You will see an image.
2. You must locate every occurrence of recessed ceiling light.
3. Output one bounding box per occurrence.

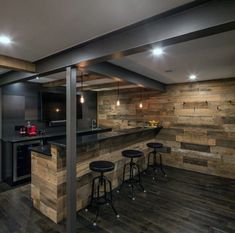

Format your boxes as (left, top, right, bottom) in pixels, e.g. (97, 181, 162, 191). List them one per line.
(189, 74, 197, 80)
(152, 47, 164, 56)
(0, 35, 12, 45)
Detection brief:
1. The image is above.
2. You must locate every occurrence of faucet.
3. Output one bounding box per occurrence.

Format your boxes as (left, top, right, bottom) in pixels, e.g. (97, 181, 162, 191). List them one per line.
(142, 119, 147, 128)
(91, 119, 97, 130)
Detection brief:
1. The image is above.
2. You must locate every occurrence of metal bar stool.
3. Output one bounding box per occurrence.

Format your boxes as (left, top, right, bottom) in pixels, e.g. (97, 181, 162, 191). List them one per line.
(86, 160, 119, 226)
(118, 150, 146, 200)
(146, 142, 167, 180)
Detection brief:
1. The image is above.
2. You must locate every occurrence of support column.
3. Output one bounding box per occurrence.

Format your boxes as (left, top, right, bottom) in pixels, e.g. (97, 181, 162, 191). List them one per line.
(66, 67, 77, 233)
(0, 88, 2, 182)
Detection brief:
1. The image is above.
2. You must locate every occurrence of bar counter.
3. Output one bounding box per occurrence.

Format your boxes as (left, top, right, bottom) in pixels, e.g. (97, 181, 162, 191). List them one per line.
(31, 127, 161, 223)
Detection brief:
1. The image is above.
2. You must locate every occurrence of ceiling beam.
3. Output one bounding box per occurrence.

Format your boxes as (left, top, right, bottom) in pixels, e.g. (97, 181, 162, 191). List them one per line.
(88, 62, 165, 91)
(42, 78, 67, 88)
(81, 80, 132, 91)
(42, 73, 112, 88)
(0, 0, 235, 86)
(0, 55, 36, 72)
(0, 71, 38, 85)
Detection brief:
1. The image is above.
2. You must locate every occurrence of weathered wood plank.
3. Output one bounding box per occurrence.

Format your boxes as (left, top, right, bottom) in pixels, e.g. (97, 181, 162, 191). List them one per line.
(181, 142, 210, 153)
(98, 78, 235, 180)
(183, 156, 208, 167)
(0, 55, 36, 72)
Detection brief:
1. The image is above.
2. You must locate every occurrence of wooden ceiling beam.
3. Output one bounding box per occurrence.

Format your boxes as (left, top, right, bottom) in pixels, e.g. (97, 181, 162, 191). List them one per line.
(0, 55, 36, 72)
(80, 80, 136, 91)
(42, 78, 66, 88)
(42, 74, 115, 88)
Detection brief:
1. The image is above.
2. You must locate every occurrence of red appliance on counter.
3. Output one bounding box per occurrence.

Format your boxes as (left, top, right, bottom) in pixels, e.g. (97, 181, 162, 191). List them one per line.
(27, 125, 37, 136)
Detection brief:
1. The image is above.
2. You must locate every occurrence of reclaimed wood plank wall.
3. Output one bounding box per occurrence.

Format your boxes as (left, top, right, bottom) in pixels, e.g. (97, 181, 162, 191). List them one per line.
(98, 78, 235, 179)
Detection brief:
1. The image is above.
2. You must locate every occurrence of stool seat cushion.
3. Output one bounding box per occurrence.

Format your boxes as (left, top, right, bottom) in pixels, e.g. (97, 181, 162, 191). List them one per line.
(122, 149, 144, 158)
(147, 142, 163, 149)
(90, 160, 115, 173)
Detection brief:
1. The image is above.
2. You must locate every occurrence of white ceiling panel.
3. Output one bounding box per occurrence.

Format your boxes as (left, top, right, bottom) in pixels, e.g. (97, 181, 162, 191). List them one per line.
(0, 0, 192, 61)
(110, 30, 235, 84)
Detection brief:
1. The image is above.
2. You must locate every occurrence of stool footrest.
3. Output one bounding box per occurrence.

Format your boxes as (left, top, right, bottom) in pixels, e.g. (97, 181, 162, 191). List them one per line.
(123, 178, 140, 185)
(147, 149, 167, 178)
(86, 160, 118, 225)
(119, 158, 145, 199)
(93, 197, 112, 205)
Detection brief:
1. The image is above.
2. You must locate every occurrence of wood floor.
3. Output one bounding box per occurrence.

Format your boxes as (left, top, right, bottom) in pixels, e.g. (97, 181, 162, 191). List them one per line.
(0, 166, 235, 233)
(0, 182, 12, 193)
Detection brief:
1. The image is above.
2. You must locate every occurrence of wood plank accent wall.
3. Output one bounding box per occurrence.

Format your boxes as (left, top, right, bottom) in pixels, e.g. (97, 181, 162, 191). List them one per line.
(98, 78, 235, 179)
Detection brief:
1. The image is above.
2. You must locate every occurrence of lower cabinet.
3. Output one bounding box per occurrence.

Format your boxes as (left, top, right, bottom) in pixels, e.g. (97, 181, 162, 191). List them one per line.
(2, 140, 41, 185)
(13, 140, 41, 183)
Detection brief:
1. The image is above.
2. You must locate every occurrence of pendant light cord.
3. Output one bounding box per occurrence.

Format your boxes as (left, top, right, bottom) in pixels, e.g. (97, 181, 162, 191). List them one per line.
(81, 73, 83, 92)
(117, 81, 120, 99)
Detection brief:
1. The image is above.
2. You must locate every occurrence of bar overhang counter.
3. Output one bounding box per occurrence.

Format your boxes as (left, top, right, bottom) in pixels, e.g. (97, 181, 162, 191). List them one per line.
(31, 127, 162, 223)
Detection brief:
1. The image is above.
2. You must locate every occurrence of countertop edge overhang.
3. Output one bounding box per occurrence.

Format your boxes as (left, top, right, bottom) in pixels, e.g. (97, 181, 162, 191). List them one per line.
(49, 127, 162, 148)
(31, 127, 162, 156)
(2, 127, 112, 143)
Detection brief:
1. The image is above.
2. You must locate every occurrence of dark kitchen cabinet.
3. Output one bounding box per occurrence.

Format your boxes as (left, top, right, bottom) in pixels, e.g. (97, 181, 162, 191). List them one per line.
(14, 141, 41, 182)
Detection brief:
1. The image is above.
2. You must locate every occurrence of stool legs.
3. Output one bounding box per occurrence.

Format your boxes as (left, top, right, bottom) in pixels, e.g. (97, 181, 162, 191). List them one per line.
(137, 163, 145, 192)
(107, 180, 118, 216)
(90, 177, 96, 207)
(87, 174, 119, 226)
(118, 158, 146, 200)
(147, 150, 167, 179)
(159, 153, 166, 177)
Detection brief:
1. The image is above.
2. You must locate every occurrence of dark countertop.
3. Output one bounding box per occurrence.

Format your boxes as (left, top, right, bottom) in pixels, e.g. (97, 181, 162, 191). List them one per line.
(49, 127, 161, 148)
(31, 127, 161, 157)
(2, 127, 112, 143)
(31, 145, 51, 157)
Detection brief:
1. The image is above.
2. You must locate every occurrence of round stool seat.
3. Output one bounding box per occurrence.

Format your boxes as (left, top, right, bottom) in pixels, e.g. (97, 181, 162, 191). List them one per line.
(90, 160, 115, 173)
(147, 142, 163, 149)
(122, 150, 144, 158)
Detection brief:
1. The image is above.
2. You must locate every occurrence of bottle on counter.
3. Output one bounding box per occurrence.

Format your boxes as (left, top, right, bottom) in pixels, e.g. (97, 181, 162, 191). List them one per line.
(19, 127, 27, 136)
(26, 121, 37, 136)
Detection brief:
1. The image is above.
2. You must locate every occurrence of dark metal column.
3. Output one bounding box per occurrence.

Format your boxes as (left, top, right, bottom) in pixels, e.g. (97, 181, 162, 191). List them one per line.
(66, 67, 77, 233)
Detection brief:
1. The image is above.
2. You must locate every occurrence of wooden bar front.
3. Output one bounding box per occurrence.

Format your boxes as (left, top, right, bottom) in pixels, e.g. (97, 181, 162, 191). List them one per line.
(31, 128, 159, 223)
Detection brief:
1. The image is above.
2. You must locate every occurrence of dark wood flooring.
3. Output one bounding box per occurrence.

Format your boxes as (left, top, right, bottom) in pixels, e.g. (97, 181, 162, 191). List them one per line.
(0, 182, 15, 194)
(0, 166, 235, 233)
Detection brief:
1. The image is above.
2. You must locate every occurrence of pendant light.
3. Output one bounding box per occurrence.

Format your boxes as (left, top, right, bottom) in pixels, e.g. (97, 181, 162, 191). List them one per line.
(139, 87, 143, 109)
(80, 73, 85, 104)
(80, 94, 85, 104)
(116, 81, 120, 106)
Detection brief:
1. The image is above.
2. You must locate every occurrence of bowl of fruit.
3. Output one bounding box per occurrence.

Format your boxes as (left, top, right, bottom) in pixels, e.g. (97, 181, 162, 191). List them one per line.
(148, 120, 160, 128)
